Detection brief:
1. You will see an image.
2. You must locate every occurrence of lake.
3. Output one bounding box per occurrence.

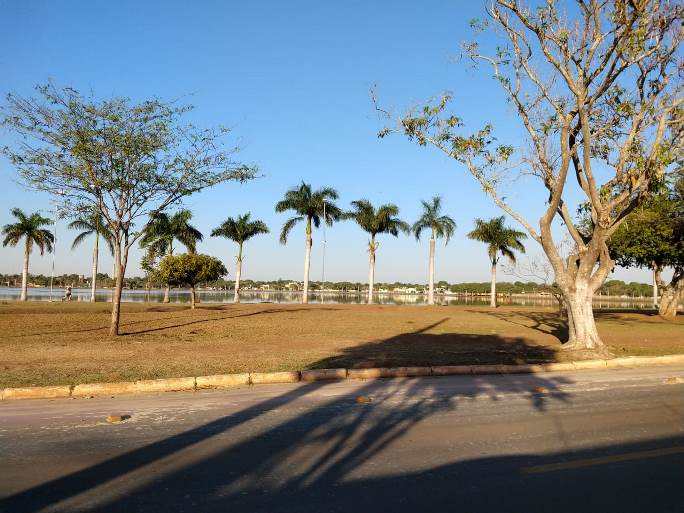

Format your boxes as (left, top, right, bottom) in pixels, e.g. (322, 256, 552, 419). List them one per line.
(0, 287, 658, 309)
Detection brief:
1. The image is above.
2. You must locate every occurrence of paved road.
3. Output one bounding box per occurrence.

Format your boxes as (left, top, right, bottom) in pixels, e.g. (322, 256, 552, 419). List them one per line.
(2, 366, 684, 513)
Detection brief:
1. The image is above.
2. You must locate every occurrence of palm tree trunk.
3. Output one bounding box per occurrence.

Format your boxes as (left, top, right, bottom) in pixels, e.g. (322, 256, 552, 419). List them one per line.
(368, 237, 376, 304)
(20, 240, 29, 301)
(234, 243, 243, 304)
(190, 284, 196, 309)
(428, 237, 435, 305)
(90, 233, 99, 302)
(490, 260, 497, 308)
(302, 218, 312, 304)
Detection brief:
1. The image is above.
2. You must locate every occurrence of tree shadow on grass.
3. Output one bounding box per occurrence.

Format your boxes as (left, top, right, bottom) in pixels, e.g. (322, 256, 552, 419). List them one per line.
(13, 306, 342, 338)
(1, 326, 580, 513)
(311, 317, 562, 369)
(486, 309, 569, 341)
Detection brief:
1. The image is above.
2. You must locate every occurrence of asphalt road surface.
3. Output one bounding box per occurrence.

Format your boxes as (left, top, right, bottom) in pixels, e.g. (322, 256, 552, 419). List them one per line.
(2, 366, 684, 513)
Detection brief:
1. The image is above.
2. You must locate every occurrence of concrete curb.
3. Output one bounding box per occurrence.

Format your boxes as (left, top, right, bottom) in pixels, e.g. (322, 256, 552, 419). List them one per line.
(2, 354, 684, 401)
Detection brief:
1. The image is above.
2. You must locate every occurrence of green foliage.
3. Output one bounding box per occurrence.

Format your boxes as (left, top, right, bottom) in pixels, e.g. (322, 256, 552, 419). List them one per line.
(68, 211, 115, 256)
(1, 83, 255, 250)
(608, 170, 684, 270)
(346, 199, 409, 238)
(211, 213, 269, 247)
(139, 209, 203, 258)
(412, 196, 457, 243)
(467, 216, 526, 264)
(275, 182, 342, 243)
(2, 208, 54, 255)
(155, 253, 227, 288)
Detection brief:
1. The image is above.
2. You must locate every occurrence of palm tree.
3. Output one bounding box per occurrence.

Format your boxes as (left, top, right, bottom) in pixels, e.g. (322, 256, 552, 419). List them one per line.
(2, 208, 54, 301)
(467, 216, 527, 307)
(139, 210, 203, 303)
(412, 196, 456, 305)
(68, 212, 115, 302)
(211, 213, 269, 303)
(275, 182, 343, 304)
(347, 199, 410, 304)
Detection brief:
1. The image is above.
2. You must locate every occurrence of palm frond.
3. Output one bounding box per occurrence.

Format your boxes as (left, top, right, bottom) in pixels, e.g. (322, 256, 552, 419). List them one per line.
(71, 230, 93, 250)
(280, 216, 303, 244)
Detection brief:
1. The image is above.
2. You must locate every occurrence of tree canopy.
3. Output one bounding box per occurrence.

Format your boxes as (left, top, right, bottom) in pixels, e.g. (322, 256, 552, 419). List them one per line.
(346, 200, 410, 238)
(275, 182, 342, 243)
(2, 208, 54, 255)
(467, 216, 527, 264)
(211, 213, 269, 246)
(608, 170, 684, 271)
(412, 196, 456, 243)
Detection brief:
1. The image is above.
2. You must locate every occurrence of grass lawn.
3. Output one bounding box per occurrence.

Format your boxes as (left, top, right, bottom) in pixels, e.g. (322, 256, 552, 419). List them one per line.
(1, 301, 683, 388)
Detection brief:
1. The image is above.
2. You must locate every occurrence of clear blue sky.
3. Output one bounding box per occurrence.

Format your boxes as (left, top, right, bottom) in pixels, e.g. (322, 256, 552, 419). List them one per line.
(0, 0, 650, 284)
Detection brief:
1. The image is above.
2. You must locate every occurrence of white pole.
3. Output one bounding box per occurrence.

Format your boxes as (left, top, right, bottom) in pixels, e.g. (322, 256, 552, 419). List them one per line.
(49, 200, 58, 301)
(321, 199, 326, 300)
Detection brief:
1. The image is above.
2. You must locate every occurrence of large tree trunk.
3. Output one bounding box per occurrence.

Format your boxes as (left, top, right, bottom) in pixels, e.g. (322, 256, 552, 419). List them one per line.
(302, 219, 312, 304)
(427, 237, 435, 305)
(163, 284, 170, 303)
(90, 234, 99, 302)
(489, 261, 497, 308)
(109, 243, 126, 336)
(190, 285, 196, 309)
(562, 285, 603, 351)
(368, 237, 376, 304)
(656, 267, 683, 319)
(234, 244, 243, 304)
(20, 241, 29, 301)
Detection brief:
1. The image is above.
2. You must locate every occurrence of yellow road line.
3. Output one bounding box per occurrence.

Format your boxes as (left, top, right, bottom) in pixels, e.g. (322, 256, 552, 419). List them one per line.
(522, 446, 684, 474)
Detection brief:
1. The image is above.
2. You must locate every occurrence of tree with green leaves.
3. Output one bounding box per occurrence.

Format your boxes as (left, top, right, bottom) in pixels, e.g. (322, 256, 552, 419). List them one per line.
(347, 199, 409, 304)
(155, 253, 227, 309)
(412, 196, 456, 305)
(2, 208, 54, 301)
(377, 0, 682, 351)
(2, 83, 255, 335)
(68, 212, 115, 302)
(139, 210, 204, 303)
(211, 213, 269, 303)
(275, 182, 342, 303)
(608, 170, 684, 318)
(467, 216, 526, 308)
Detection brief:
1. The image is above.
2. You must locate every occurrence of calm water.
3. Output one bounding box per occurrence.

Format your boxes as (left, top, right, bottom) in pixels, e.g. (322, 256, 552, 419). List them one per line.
(0, 287, 657, 309)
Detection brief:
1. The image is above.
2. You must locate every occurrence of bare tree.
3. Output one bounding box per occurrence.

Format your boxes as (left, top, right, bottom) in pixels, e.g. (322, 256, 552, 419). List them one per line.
(377, 0, 683, 352)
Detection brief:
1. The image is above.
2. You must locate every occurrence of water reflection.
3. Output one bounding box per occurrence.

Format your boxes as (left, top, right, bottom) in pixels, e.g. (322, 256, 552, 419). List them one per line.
(0, 287, 658, 309)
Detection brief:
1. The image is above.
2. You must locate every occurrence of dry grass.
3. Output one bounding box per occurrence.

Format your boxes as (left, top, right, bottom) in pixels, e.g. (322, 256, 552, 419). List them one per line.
(0, 301, 682, 388)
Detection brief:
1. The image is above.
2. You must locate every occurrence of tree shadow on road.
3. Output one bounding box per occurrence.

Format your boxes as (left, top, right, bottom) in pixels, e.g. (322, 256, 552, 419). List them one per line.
(0, 324, 580, 513)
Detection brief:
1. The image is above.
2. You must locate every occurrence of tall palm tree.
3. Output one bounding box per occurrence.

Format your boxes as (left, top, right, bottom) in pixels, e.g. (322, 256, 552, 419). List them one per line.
(347, 199, 410, 304)
(467, 216, 527, 308)
(275, 182, 342, 304)
(211, 213, 269, 303)
(412, 196, 456, 305)
(69, 212, 115, 302)
(2, 208, 54, 301)
(139, 209, 203, 303)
